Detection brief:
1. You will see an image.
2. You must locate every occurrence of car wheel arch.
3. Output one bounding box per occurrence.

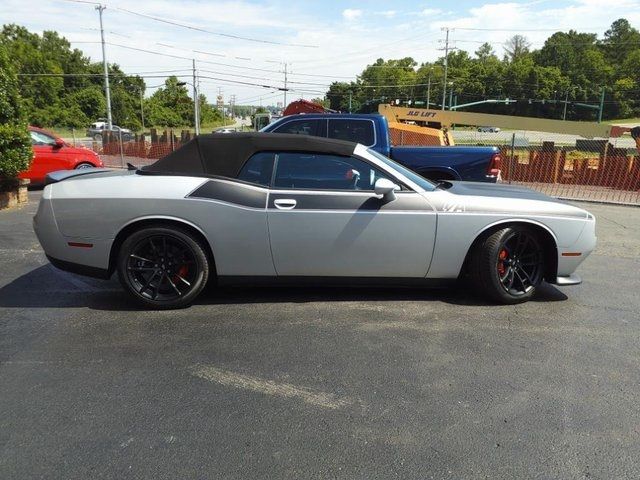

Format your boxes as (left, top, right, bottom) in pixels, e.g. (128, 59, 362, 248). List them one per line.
(108, 217, 217, 278)
(459, 219, 558, 283)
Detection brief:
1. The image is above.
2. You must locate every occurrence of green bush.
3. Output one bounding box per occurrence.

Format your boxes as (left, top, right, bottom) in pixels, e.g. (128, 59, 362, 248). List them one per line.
(0, 124, 32, 180)
(0, 44, 32, 186)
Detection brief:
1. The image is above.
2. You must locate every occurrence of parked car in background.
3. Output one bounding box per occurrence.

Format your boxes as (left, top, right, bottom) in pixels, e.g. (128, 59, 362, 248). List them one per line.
(262, 114, 501, 183)
(477, 126, 501, 133)
(86, 122, 133, 141)
(20, 126, 103, 184)
(215, 128, 237, 134)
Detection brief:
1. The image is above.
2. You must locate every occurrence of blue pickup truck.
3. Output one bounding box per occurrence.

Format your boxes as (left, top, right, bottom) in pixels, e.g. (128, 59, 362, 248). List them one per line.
(262, 113, 501, 183)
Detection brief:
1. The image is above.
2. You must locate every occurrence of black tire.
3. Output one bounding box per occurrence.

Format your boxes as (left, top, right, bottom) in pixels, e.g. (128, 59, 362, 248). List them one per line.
(75, 162, 95, 170)
(470, 226, 544, 304)
(117, 226, 209, 309)
(94, 133, 102, 141)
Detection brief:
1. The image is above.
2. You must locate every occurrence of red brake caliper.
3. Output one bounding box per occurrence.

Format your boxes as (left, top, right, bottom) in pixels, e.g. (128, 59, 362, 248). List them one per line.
(497, 248, 508, 276)
(174, 265, 189, 284)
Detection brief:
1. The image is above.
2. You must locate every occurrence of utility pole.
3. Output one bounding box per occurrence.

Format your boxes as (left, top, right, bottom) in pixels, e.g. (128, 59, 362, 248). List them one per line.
(348, 91, 352, 113)
(230, 94, 236, 119)
(192, 59, 200, 135)
(562, 89, 569, 121)
(139, 88, 145, 130)
(598, 87, 605, 123)
(283, 63, 288, 108)
(439, 27, 455, 111)
(426, 68, 432, 109)
(96, 5, 112, 130)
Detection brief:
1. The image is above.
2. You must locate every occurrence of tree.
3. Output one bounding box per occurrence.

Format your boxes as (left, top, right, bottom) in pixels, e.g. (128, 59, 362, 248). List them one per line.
(0, 44, 32, 186)
(475, 42, 496, 62)
(144, 76, 194, 127)
(310, 97, 329, 108)
(601, 19, 640, 67)
(504, 35, 531, 62)
(0, 24, 147, 129)
(198, 93, 224, 125)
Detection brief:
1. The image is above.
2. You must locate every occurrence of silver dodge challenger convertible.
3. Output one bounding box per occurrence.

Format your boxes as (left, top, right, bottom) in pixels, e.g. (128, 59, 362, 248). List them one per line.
(34, 133, 596, 309)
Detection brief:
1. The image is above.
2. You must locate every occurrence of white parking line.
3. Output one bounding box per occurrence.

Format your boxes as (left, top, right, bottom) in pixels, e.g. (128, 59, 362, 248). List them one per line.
(190, 364, 353, 410)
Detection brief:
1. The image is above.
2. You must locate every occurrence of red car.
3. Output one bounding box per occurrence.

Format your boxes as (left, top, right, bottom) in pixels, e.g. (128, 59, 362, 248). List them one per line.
(20, 126, 103, 184)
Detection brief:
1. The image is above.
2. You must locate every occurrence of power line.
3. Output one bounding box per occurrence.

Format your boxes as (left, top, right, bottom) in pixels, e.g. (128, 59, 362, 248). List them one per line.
(112, 6, 318, 48)
(455, 26, 610, 32)
(60, 0, 318, 48)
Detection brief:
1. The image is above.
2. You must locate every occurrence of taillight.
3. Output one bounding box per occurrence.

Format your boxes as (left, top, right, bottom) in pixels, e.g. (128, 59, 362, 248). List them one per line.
(487, 153, 501, 177)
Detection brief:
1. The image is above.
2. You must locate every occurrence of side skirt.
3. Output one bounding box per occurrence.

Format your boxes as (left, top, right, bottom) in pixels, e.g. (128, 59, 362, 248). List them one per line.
(216, 276, 456, 288)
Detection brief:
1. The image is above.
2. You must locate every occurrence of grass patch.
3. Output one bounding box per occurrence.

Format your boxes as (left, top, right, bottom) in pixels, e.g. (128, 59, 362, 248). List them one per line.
(608, 117, 640, 125)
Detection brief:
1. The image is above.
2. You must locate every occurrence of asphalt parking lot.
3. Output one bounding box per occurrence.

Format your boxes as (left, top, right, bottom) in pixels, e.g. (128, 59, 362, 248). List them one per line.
(1, 192, 639, 479)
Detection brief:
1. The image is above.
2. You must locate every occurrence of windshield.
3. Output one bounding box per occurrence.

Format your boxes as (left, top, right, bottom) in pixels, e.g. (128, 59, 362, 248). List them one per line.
(366, 148, 437, 191)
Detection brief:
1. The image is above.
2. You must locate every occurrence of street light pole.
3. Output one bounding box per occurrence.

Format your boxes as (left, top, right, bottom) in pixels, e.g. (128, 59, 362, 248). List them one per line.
(598, 87, 605, 123)
(96, 5, 113, 130)
(562, 89, 570, 121)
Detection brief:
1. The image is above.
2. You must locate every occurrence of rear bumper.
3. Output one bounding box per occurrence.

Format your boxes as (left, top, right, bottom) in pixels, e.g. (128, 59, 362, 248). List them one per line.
(46, 255, 111, 279)
(553, 274, 582, 286)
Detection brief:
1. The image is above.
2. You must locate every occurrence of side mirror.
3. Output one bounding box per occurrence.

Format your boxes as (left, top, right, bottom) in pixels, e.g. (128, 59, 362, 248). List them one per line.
(374, 177, 399, 201)
(54, 138, 65, 148)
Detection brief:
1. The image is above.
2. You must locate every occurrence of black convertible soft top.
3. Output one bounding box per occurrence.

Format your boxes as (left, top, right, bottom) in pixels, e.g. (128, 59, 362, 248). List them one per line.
(142, 132, 357, 178)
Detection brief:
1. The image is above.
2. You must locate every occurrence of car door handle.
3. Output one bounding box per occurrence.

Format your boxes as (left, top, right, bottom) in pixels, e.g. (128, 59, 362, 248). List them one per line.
(273, 199, 297, 210)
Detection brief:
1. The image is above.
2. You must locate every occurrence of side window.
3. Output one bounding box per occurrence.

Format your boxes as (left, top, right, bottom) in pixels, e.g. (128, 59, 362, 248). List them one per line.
(273, 119, 319, 136)
(273, 152, 392, 191)
(30, 131, 56, 146)
(327, 119, 375, 146)
(237, 152, 275, 187)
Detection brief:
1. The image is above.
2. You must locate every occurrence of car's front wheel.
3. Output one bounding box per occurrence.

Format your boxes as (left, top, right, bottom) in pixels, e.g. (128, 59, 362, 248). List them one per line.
(117, 226, 210, 309)
(471, 226, 545, 304)
(75, 162, 95, 169)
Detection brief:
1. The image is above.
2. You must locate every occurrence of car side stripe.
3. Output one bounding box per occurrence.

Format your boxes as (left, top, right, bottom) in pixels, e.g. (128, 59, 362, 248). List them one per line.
(188, 180, 267, 208)
(268, 192, 427, 211)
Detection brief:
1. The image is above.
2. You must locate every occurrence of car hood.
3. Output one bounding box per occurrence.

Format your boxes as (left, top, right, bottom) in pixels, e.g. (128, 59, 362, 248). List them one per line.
(432, 181, 590, 219)
(63, 144, 100, 156)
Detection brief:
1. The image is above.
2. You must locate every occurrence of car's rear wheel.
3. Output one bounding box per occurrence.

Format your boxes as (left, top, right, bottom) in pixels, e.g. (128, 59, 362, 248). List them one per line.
(75, 162, 95, 169)
(117, 227, 209, 309)
(93, 133, 102, 141)
(471, 226, 544, 304)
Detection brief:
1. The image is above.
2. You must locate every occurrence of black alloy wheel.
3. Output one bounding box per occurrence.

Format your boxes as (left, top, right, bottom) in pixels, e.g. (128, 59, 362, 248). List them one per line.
(117, 227, 209, 309)
(472, 226, 545, 304)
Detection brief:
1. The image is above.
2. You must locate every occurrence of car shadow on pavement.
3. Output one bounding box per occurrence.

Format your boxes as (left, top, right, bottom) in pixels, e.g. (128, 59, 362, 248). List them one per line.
(0, 265, 568, 311)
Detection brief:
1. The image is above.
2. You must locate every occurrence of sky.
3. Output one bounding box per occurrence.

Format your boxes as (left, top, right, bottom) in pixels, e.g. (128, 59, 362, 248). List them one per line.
(2, 0, 640, 106)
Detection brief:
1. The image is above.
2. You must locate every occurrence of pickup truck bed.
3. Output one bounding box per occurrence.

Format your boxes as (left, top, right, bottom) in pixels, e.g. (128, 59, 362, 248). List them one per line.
(262, 113, 500, 183)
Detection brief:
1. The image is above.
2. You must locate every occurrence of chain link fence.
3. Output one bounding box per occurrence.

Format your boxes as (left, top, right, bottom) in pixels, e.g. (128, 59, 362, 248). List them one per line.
(57, 123, 640, 206)
(60, 126, 246, 170)
(391, 126, 640, 205)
